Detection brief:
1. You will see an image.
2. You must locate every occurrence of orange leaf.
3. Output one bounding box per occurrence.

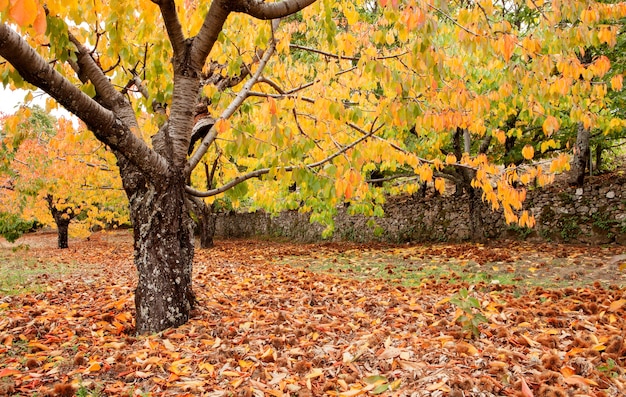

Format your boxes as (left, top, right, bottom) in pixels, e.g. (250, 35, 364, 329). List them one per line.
(268, 97, 277, 115)
(564, 375, 598, 387)
(608, 299, 626, 312)
(87, 362, 101, 372)
(33, 6, 46, 35)
(215, 118, 230, 134)
(0, 368, 20, 377)
(560, 366, 576, 377)
(520, 377, 534, 397)
(9, 0, 38, 27)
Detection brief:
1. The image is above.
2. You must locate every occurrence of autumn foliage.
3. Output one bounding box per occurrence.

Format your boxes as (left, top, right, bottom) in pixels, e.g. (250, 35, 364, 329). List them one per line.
(0, 108, 128, 244)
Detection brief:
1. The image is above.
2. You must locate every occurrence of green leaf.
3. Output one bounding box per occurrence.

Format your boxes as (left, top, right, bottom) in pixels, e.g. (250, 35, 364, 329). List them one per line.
(364, 375, 388, 384)
(371, 384, 389, 394)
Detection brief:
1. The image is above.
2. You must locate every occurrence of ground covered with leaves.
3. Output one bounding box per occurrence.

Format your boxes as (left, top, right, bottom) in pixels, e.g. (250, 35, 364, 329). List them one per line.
(1, 231, 626, 397)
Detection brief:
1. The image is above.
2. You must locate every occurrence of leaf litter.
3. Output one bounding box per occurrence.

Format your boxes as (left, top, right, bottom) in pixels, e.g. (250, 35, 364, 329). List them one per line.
(0, 231, 625, 396)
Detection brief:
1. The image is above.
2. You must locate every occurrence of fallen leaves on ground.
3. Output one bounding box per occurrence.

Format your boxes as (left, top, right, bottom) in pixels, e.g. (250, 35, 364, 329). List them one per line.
(0, 231, 625, 396)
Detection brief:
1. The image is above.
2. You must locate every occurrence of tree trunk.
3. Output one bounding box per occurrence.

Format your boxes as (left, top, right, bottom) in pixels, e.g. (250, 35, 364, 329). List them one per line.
(55, 220, 70, 249)
(199, 205, 216, 249)
(570, 123, 590, 187)
(119, 158, 196, 334)
(467, 187, 486, 242)
(45, 194, 74, 249)
(190, 196, 216, 249)
(595, 143, 603, 173)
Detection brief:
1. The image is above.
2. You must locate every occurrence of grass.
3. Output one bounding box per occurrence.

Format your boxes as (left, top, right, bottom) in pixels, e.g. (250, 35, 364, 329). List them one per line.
(0, 246, 72, 295)
(277, 247, 616, 290)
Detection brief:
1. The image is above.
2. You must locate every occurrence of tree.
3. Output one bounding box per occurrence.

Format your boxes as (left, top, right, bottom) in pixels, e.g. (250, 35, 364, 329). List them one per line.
(2, 0, 626, 333)
(0, 107, 127, 248)
(0, 0, 324, 334)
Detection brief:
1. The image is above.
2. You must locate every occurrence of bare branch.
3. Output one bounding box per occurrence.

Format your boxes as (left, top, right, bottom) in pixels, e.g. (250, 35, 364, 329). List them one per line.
(290, 44, 407, 61)
(257, 76, 285, 93)
(289, 44, 360, 61)
(185, 121, 381, 197)
(427, 4, 480, 37)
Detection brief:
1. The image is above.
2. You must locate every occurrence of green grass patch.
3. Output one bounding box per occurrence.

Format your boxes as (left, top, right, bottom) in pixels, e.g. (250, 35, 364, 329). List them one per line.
(277, 248, 608, 290)
(0, 247, 72, 295)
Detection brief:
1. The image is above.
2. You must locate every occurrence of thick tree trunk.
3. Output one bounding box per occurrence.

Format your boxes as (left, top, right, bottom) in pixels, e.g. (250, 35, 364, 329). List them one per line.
(119, 158, 196, 334)
(570, 123, 590, 187)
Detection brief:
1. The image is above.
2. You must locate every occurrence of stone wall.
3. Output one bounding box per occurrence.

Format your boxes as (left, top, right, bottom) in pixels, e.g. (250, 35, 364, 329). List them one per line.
(214, 171, 626, 244)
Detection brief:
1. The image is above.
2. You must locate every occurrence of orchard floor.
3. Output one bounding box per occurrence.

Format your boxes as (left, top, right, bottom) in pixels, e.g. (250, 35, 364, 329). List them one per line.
(0, 230, 626, 396)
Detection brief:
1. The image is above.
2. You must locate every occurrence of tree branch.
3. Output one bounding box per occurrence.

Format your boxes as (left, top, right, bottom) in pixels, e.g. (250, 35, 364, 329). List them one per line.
(185, 121, 381, 197)
(191, 1, 231, 71)
(231, 0, 318, 20)
(0, 23, 169, 179)
(67, 32, 139, 130)
(152, 0, 186, 58)
(188, 37, 277, 171)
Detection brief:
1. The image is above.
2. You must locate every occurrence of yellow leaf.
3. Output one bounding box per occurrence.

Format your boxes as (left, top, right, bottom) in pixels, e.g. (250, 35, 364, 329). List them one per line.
(306, 368, 324, 379)
(434, 178, 445, 194)
(385, 30, 395, 45)
(611, 74, 623, 91)
(343, 3, 358, 25)
(521, 145, 534, 160)
(445, 153, 457, 164)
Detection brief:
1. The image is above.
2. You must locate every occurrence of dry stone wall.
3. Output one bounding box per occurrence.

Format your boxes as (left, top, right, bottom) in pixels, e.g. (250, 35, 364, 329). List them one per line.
(214, 172, 626, 244)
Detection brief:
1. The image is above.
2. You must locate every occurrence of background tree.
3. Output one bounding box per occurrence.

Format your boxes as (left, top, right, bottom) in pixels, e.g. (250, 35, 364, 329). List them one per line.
(0, 107, 128, 248)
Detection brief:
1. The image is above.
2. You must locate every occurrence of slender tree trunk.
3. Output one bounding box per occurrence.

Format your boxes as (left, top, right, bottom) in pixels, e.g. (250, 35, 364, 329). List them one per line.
(570, 123, 590, 187)
(118, 158, 196, 334)
(467, 187, 486, 242)
(190, 196, 216, 249)
(45, 194, 74, 249)
(595, 143, 603, 173)
(55, 219, 71, 249)
(199, 204, 216, 249)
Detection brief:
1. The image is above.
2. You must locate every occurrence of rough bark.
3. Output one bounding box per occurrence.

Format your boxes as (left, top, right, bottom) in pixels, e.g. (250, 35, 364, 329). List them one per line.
(119, 156, 196, 334)
(570, 123, 590, 187)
